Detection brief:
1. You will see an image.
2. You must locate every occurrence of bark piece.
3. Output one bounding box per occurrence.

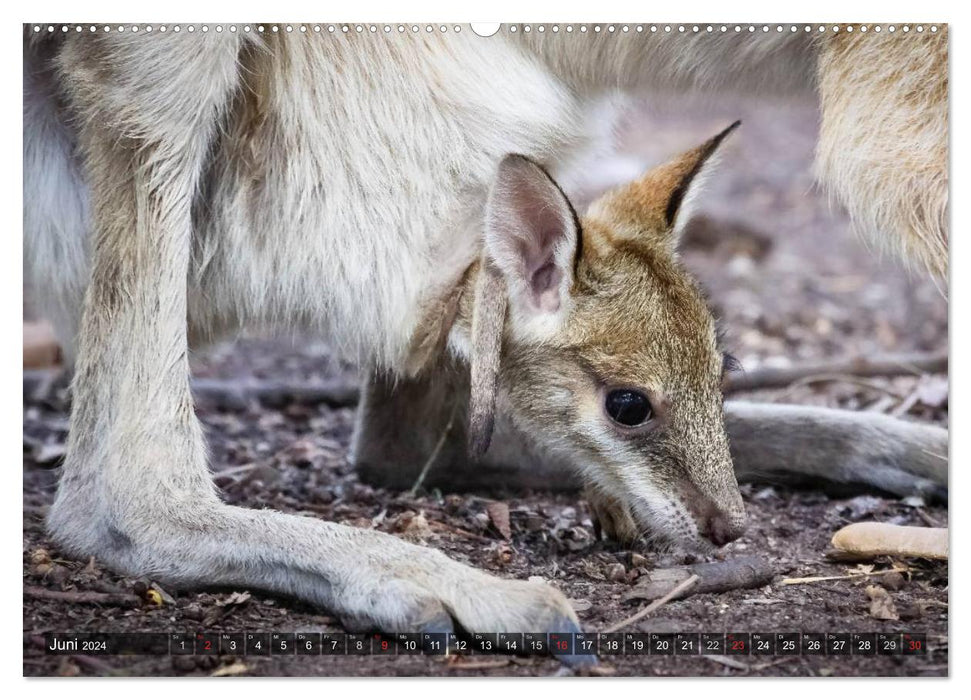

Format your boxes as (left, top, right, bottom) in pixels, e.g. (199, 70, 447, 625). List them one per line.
(830, 522, 948, 560)
(622, 555, 775, 603)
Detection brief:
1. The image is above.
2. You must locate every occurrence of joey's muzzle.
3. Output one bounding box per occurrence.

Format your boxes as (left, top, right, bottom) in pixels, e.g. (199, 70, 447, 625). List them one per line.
(677, 475, 746, 547)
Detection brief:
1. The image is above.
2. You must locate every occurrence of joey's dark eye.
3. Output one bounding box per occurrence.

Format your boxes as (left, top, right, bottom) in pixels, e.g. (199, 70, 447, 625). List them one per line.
(605, 389, 654, 427)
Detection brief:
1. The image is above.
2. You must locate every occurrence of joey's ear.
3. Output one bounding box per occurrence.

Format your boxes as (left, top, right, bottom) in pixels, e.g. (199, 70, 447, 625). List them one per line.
(484, 154, 580, 326)
(467, 259, 506, 459)
(588, 121, 740, 248)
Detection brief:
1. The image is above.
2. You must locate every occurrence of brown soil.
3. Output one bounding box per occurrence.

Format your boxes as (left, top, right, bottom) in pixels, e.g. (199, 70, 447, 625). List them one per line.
(23, 96, 948, 677)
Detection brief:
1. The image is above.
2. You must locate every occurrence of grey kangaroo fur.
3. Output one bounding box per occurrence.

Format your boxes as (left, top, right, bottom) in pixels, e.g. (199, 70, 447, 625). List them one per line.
(23, 26, 947, 648)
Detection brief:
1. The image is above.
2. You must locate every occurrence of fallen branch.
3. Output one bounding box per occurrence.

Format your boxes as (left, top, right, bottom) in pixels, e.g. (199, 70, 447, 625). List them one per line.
(622, 556, 775, 604)
(830, 522, 948, 561)
(602, 574, 699, 633)
(23, 586, 142, 608)
(724, 351, 947, 394)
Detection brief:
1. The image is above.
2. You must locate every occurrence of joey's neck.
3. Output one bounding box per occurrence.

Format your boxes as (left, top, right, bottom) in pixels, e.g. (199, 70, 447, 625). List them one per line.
(403, 256, 482, 376)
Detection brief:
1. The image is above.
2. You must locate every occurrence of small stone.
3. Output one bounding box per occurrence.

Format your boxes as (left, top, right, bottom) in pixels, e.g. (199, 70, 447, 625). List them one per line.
(47, 564, 70, 585)
(31, 562, 53, 578)
(29, 548, 52, 566)
(606, 563, 626, 582)
(882, 571, 906, 591)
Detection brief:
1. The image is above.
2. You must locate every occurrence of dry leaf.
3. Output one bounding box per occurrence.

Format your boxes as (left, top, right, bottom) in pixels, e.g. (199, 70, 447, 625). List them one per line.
(220, 591, 252, 607)
(211, 661, 250, 677)
(569, 598, 592, 612)
(866, 584, 899, 621)
(485, 501, 512, 540)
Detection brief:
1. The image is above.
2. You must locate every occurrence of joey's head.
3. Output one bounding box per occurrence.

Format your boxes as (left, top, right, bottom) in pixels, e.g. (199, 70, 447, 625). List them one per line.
(462, 123, 745, 552)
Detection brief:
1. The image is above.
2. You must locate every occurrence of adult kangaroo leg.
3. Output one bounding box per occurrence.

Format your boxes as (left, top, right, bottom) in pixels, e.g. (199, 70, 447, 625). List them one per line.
(47, 33, 583, 645)
(724, 402, 948, 501)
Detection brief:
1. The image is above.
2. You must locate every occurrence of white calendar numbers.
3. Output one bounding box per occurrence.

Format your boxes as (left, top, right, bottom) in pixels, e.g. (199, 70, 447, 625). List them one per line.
(498, 633, 523, 654)
(597, 633, 624, 655)
(447, 633, 469, 656)
(471, 632, 498, 654)
(675, 633, 700, 655)
(625, 633, 649, 655)
(877, 633, 902, 656)
(34, 629, 933, 659)
(701, 633, 725, 655)
(346, 634, 371, 655)
(523, 633, 548, 655)
(271, 633, 295, 655)
(220, 633, 244, 655)
(852, 633, 877, 656)
(170, 633, 193, 656)
(396, 633, 422, 655)
(296, 632, 322, 655)
(776, 633, 800, 656)
(573, 633, 596, 655)
(246, 632, 271, 656)
(650, 633, 675, 656)
(751, 632, 774, 656)
(319, 633, 345, 655)
(421, 633, 447, 656)
(802, 633, 825, 656)
(827, 633, 852, 656)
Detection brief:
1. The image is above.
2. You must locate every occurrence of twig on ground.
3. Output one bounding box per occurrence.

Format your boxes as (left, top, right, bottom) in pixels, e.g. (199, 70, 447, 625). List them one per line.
(24, 586, 142, 607)
(601, 574, 699, 634)
(781, 563, 909, 586)
(915, 509, 943, 528)
(773, 374, 908, 401)
(706, 655, 749, 671)
(408, 403, 458, 498)
(723, 350, 947, 394)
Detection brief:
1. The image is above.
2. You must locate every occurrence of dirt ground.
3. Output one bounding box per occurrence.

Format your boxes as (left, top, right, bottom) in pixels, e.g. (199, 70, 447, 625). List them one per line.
(22, 95, 948, 677)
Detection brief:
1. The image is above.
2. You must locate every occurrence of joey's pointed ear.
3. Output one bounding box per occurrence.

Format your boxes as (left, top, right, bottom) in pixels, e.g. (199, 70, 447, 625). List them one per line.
(588, 121, 740, 248)
(484, 154, 580, 331)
